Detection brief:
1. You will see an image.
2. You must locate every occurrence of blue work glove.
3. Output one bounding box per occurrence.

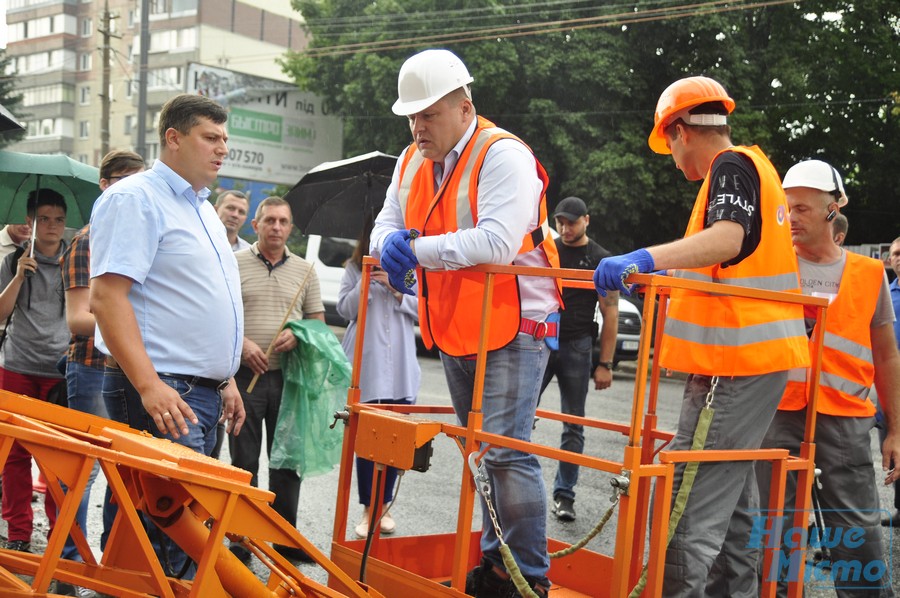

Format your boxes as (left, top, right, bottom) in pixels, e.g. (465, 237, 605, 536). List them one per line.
(593, 249, 655, 297)
(380, 229, 419, 296)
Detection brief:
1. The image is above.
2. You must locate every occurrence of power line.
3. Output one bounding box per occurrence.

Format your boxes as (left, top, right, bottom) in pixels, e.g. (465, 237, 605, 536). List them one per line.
(303, 0, 629, 35)
(300, 0, 802, 58)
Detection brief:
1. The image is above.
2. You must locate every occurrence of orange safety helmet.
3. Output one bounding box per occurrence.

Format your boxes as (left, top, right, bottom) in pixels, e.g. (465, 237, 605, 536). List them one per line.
(648, 76, 735, 154)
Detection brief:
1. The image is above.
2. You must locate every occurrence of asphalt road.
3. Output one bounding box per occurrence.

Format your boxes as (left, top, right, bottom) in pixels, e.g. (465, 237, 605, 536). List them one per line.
(7, 353, 898, 596)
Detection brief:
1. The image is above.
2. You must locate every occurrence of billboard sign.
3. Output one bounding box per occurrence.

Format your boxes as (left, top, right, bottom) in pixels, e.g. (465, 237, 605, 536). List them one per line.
(187, 63, 343, 186)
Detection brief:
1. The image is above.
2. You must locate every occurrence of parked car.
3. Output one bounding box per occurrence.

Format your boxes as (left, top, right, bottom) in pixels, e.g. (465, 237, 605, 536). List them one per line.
(305, 234, 643, 364)
(598, 298, 642, 366)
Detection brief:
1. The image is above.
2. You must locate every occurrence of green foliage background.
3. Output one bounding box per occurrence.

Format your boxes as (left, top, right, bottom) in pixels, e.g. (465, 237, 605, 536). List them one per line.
(282, 0, 900, 250)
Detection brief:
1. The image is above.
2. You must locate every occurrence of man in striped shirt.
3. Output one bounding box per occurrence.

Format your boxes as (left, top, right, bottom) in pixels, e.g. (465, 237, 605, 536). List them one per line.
(230, 196, 324, 564)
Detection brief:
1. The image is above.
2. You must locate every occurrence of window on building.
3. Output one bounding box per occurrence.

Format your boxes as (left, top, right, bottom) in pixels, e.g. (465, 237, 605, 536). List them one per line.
(21, 84, 75, 107)
(145, 143, 160, 162)
(150, 0, 166, 15)
(128, 10, 135, 28)
(124, 114, 135, 135)
(81, 17, 92, 37)
(172, 0, 198, 12)
(80, 86, 91, 105)
(79, 53, 92, 71)
(79, 120, 90, 138)
(39, 118, 56, 136)
(77, 154, 89, 164)
(176, 27, 196, 50)
(125, 79, 134, 99)
(147, 66, 183, 90)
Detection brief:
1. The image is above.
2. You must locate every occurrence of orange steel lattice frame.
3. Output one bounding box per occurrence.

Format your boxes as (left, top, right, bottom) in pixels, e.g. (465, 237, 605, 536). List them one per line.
(328, 258, 826, 597)
(0, 393, 385, 598)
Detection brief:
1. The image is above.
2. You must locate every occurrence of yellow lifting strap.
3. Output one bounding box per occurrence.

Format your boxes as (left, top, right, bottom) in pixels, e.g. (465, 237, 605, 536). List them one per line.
(629, 399, 716, 597)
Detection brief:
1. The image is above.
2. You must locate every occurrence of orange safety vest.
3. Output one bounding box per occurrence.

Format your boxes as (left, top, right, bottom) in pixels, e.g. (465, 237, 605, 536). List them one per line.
(780, 252, 883, 417)
(659, 146, 809, 376)
(398, 115, 560, 357)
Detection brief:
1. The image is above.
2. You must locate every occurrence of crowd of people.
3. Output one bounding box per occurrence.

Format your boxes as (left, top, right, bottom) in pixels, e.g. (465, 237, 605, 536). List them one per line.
(0, 47, 896, 598)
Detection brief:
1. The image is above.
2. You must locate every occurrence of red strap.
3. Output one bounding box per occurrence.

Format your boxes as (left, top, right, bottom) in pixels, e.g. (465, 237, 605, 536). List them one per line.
(519, 317, 557, 340)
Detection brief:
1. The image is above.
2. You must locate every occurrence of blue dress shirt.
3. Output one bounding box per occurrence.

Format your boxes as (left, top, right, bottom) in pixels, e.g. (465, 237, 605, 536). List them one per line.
(90, 160, 243, 380)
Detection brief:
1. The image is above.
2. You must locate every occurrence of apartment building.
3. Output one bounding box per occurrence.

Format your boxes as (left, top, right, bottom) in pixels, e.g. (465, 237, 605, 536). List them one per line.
(4, 0, 308, 166)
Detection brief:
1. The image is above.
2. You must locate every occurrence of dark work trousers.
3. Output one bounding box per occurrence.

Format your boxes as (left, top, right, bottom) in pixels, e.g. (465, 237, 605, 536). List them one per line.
(230, 367, 301, 527)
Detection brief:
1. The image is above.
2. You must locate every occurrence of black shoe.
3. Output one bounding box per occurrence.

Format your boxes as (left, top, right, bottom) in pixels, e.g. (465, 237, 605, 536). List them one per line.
(229, 543, 252, 564)
(471, 557, 510, 597)
(5, 539, 30, 552)
(881, 511, 900, 527)
(463, 556, 549, 598)
(274, 544, 315, 564)
(553, 496, 576, 522)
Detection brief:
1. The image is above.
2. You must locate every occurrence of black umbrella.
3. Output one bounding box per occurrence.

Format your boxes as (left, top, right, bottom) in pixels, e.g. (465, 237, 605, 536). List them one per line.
(0, 104, 25, 135)
(285, 151, 397, 239)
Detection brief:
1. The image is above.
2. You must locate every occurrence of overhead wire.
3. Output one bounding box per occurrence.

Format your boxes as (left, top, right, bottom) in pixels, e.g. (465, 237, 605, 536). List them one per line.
(300, 0, 803, 58)
(300, 0, 724, 33)
(303, 0, 627, 34)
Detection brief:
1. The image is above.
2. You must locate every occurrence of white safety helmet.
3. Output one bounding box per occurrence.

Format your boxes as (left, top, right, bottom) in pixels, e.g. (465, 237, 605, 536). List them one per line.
(782, 159, 848, 207)
(392, 49, 474, 116)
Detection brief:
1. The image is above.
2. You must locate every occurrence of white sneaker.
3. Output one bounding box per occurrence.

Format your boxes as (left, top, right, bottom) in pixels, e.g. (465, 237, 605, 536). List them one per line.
(354, 510, 370, 539)
(76, 587, 96, 598)
(380, 511, 396, 535)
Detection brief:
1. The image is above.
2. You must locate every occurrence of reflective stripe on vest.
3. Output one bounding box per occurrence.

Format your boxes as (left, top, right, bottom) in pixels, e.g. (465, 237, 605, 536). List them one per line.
(664, 316, 806, 347)
(780, 252, 883, 417)
(658, 145, 809, 376)
(674, 269, 803, 293)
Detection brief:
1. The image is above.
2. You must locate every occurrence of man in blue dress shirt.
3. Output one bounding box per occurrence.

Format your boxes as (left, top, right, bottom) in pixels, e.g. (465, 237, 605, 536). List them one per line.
(90, 93, 245, 576)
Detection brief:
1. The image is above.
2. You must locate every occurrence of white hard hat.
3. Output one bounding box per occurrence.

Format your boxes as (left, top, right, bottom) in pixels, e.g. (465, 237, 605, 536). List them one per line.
(392, 49, 474, 116)
(782, 159, 848, 207)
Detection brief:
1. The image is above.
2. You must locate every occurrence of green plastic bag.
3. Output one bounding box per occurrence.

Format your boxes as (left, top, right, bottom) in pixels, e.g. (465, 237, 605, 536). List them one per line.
(270, 319, 350, 480)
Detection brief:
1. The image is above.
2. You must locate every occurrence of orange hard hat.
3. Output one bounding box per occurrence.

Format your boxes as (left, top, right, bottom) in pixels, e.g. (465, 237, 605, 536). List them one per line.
(648, 76, 735, 154)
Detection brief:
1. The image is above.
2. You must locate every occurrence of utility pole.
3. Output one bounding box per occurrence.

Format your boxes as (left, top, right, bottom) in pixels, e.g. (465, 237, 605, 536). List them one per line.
(136, 0, 150, 159)
(97, 0, 118, 158)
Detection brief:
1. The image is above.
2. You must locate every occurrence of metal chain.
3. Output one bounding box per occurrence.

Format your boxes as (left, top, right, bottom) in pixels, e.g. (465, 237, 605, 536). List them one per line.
(705, 375, 719, 409)
(468, 452, 505, 544)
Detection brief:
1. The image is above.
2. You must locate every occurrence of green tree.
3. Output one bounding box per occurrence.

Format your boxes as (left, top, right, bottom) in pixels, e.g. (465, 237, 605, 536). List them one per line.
(0, 49, 25, 149)
(757, 0, 900, 244)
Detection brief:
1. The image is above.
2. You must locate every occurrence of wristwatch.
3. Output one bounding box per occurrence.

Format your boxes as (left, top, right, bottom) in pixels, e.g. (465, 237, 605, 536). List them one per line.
(598, 361, 615, 371)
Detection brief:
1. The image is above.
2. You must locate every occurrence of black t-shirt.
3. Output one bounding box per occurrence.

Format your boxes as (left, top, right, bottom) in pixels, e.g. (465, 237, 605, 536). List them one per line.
(556, 237, 611, 339)
(705, 151, 762, 267)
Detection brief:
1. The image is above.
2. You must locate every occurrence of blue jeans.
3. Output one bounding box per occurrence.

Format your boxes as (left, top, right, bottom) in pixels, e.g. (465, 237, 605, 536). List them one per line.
(540, 334, 593, 502)
(441, 333, 551, 584)
(61, 361, 107, 561)
(101, 368, 222, 578)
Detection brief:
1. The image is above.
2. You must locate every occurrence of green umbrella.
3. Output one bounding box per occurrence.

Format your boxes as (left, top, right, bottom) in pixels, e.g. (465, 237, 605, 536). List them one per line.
(0, 150, 101, 228)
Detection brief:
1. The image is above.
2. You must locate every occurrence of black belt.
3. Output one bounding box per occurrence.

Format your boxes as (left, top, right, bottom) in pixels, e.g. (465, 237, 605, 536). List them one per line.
(157, 372, 229, 392)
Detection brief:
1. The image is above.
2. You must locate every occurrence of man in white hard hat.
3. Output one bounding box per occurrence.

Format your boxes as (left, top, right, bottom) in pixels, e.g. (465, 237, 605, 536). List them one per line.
(593, 76, 808, 596)
(371, 48, 561, 597)
(755, 160, 899, 596)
